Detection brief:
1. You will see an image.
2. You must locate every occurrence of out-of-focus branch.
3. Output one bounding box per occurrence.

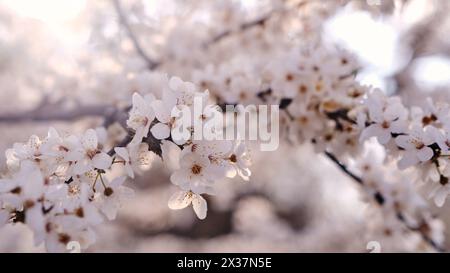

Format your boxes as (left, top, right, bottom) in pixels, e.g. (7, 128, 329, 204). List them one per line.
(112, 0, 160, 70)
(0, 97, 117, 123)
(323, 151, 446, 252)
(205, 14, 272, 47)
(204, 0, 310, 48)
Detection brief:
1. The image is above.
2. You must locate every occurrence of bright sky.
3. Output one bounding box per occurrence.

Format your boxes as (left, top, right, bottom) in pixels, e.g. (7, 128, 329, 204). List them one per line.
(3, 0, 450, 92)
(1, 0, 86, 24)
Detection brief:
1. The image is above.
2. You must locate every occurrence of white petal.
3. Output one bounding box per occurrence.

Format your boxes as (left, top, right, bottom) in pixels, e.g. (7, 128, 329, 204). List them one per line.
(110, 176, 127, 187)
(100, 199, 119, 220)
(150, 123, 171, 140)
(390, 120, 407, 134)
(434, 188, 448, 207)
(161, 140, 182, 171)
(383, 103, 402, 121)
(92, 153, 113, 170)
(130, 126, 148, 145)
(25, 206, 45, 237)
(192, 194, 207, 220)
(114, 147, 129, 161)
(65, 150, 83, 162)
(377, 129, 391, 145)
(170, 169, 189, 187)
(132, 92, 146, 110)
(73, 161, 90, 175)
(168, 191, 191, 210)
(82, 129, 98, 150)
(395, 135, 415, 150)
(0, 210, 9, 228)
(417, 147, 433, 162)
(398, 151, 419, 170)
(151, 100, 171, 123)
(368, 106, 384, 123)
(360, 124, 380, 142)
(125, 165, 135, 179)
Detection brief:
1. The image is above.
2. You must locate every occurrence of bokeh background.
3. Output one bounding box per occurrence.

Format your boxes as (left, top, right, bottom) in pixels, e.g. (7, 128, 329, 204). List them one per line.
(1, 0, 450, 252)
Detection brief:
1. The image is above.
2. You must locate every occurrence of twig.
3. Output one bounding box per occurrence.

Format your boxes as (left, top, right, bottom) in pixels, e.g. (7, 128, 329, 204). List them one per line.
(112, 0, 160, 70)
(204, 13, 272, 47)
(323, 151, 446, 252)
(324, 151, 363, 185)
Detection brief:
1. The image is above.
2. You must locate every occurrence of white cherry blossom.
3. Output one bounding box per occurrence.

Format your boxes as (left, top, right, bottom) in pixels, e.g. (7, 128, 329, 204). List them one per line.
(168, 190, 208, 220)
(361, 91, 408, 144)
(114, 143, 153, 178)
(170, 152, 218, 193)
(70, 129, 113, 175)
(395, 125, 435, 169)
(127, 92, 156, 145)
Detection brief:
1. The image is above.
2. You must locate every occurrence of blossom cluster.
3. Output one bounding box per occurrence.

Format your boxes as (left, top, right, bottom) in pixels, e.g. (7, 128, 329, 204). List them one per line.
(191, 44, 447, 250)
(0, 76, 251, 252)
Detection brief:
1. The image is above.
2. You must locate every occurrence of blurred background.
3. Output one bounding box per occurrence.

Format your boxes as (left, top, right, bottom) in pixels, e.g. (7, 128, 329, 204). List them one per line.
(1, 0, 450, 252)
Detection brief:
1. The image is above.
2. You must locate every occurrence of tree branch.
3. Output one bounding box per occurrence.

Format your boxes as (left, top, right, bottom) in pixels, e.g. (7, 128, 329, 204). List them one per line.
(204, 13, 272, 48)
(0, 98, 116, 123)
(112, 0, 160, 70)
(323, 151, 446, 252)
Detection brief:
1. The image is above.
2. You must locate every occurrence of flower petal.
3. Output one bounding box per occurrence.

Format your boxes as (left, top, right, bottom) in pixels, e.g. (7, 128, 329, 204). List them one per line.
(398, 151, 419, 170)
(417, 147, 433, 162)
(168, 191, 191, 210)
(161, 140, 182, 171)
(150, 122, 171, 140)
(434, 187, 448, 207)
(395, 135, 415, 150)
(82, 129, 98, 150)
(114, 147, 129, 161)
(92, 153, 113, 170)
(377, 129, 391, 145)
(192, 194, 207, 220)
(151, 100, 170, 123)
(170, 169, 189, 187)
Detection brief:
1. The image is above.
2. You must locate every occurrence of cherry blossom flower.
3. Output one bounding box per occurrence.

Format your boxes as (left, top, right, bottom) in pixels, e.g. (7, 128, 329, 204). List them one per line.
(114, 143, 153, 178)
(189, 139, 235, 178)
(170, 152, 218, 193)
(428, 125, 450, 154)
(43, 216, 96, 253)
(228, 140, 252, 181)
(150, 76, 209, 145)
(395, 126, 435, 169)
(361, 91, 408, 144)
(127, 92, 156, 145)
(93, 176, 134, 220)
(168, 190, 207, 220)
(70, 129, 113, 175)
(0, 161, 45, 209)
